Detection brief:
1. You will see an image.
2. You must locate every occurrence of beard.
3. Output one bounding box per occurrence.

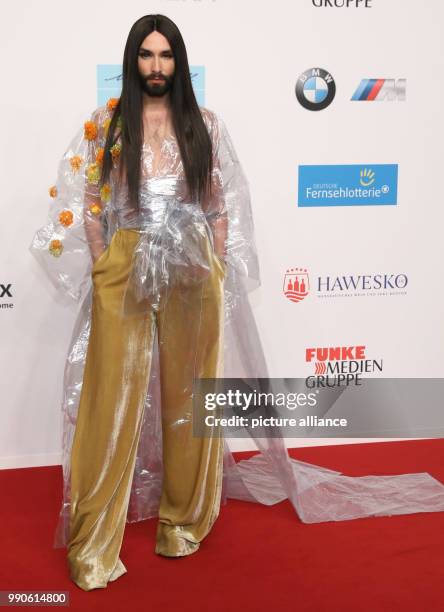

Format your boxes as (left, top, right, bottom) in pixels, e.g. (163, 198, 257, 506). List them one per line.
(140, 73, 174, 97)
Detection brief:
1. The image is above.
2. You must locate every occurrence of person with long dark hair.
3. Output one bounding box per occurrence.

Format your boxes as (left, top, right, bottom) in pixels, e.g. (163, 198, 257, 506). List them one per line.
(69, 14, 230, 589)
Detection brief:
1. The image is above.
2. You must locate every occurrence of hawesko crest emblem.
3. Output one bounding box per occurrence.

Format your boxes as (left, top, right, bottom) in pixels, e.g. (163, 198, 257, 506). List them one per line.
(284, 268, 310, 303)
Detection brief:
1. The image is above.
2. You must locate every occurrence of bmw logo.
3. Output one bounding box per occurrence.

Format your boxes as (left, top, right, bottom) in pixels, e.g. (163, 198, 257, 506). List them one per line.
(295, 67, 336, 111)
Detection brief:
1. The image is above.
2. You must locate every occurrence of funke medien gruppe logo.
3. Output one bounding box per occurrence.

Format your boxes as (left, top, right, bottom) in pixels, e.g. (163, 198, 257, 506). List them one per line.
(298, 164, 398, 207)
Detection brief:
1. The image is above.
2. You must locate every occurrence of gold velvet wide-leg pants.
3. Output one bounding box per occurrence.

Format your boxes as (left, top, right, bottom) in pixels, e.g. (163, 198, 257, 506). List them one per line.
(67, 228, 225, 591)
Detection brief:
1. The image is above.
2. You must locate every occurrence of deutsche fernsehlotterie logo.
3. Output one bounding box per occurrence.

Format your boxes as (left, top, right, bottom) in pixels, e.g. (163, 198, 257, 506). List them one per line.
(283, 268, 310, 303)
(298, 164, 398, 207)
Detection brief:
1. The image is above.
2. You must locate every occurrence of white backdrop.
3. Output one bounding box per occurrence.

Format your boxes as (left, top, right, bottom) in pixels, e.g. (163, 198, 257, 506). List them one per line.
(1, 0, 443, 468)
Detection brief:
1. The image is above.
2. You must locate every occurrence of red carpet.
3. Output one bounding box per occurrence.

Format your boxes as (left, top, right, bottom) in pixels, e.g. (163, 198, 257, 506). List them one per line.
(1, 440, 444, 611)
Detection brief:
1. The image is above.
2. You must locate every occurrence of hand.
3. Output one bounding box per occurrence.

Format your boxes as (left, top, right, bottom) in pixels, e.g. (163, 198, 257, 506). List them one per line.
(91, 246, 107, 268)
(214, 252, 227, 271)
(179, 263, 211, 287)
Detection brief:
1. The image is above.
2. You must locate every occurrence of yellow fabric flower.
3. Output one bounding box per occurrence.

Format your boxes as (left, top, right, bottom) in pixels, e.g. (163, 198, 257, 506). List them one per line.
(89, 203, 102, 216)
(110, 142, 121, 160)
(49, 239, 63, 257)
(100, 183, 111, 203)
(86, 162, 101, 185)
(70, 155, 83, 173)
(84, 120, 98, 141)
(49, 185, 57, 198)
(59, 209, 74, 227)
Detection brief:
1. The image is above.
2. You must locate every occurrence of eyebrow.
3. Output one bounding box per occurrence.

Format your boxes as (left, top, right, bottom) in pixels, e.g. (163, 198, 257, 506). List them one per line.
(138, 47, 172, 53)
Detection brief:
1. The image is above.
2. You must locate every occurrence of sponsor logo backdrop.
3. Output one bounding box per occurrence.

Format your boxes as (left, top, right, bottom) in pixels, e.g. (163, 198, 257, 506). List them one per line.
(1, 0, 443, 466)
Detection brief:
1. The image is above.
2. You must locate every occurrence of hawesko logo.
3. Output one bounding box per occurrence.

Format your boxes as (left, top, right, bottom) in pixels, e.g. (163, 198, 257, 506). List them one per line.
(305, 345, 383, 388)
(351, 79, 406, 101)
(318, 273, 408, 292)
(283, 269, 408, 302)
(298, 164, 398, 207)
(283, 268, 310, 303)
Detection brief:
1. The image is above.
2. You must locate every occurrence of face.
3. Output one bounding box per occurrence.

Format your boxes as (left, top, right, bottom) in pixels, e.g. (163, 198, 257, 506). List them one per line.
(137, 31, 175, 97)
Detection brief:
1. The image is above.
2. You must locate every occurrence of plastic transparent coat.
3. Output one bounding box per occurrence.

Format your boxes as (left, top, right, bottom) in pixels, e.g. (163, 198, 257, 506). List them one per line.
(30, 103, 444, 549)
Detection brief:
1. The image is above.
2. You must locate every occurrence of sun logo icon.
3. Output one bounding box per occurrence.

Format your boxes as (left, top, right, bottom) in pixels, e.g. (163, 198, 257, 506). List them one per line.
(360, 168, 375, 187)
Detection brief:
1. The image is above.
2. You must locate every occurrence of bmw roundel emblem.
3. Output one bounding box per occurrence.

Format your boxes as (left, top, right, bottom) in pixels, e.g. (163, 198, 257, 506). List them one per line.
(295, 67, 336, 111)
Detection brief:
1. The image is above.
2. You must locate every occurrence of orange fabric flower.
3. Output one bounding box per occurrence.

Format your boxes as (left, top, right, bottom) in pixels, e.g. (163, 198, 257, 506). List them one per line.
(59, 209, 74, 227)
(100, 183, 111, 203)
(107, 97, 119, 111)
(49, 185, 57, 198)
(95, 148, 104, 164)
(70, 155, 83, 172)
(49, 239, 63, 257)
(84, 120, 98, 141)
(89, 203, 102, 216)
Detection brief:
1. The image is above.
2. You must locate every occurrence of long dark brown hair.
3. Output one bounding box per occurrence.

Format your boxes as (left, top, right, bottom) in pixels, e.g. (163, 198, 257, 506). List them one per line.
(99, 14, 213, 209)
